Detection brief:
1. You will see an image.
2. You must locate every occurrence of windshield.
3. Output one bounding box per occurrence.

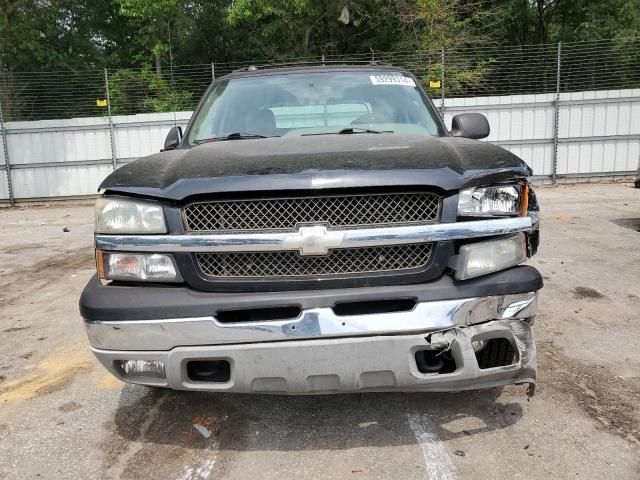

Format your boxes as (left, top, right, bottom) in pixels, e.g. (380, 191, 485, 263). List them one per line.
(187, 70, 445, 144)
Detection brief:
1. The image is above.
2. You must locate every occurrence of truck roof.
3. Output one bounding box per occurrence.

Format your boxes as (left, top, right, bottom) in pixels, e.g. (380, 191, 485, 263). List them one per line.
(218, 63, 411, 81)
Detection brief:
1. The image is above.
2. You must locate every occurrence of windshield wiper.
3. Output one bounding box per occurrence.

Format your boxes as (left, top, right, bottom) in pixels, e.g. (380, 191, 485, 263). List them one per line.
(338, 127, 389, 135)
(223, 132, 277, 140)
(193, 132, 278, 144)
(302, 127, 393, 136)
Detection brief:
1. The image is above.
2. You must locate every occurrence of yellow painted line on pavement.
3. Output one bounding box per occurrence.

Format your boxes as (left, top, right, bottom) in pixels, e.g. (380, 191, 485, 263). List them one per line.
(0, 345, 93, 403)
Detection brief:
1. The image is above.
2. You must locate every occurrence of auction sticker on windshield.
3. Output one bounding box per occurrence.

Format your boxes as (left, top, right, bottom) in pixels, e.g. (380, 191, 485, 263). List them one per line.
(370, 75, 416, 87)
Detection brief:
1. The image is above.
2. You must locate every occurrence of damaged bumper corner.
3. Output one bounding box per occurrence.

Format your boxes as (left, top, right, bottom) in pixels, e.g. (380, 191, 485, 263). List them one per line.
(416, 318, 537, 393)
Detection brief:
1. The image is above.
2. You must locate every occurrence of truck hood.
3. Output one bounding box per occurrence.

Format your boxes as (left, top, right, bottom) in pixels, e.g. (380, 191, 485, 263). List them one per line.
(100, 134, 532, 201)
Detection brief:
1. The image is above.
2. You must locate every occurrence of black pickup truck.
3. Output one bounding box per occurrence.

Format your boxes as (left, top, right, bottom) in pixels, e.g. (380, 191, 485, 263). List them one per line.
(80, 64, 542, 394)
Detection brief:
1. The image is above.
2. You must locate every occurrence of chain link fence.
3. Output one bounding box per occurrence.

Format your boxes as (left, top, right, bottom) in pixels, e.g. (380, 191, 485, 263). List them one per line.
(2, 38, 639, 122)
(1, 38, 639, 205)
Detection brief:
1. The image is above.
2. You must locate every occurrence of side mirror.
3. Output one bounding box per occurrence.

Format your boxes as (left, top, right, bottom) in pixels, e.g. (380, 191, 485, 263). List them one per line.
(163, 126, 183, 151)
(451, 113, 490, 140)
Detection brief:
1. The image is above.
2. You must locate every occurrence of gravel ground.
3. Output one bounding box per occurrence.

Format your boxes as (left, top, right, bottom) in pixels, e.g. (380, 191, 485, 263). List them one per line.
(0, 183, 638, 480)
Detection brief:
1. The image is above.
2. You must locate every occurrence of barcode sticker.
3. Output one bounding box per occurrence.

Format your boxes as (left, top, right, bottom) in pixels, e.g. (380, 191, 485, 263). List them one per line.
(370, 75, 416, 87)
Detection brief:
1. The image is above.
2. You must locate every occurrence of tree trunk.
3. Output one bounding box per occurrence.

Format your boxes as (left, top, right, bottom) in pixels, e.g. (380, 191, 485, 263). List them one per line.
(303, 25, 312, 53)
(155, 52, 162, 76)
(535, 0, 547, 44)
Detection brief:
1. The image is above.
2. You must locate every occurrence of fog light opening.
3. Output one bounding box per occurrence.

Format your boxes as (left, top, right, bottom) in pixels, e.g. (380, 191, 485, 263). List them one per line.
(187, 360, 231, 383)
(415, 349, 456, 374)
(116, 359, 166, 379)
(475, 338, 516, 369)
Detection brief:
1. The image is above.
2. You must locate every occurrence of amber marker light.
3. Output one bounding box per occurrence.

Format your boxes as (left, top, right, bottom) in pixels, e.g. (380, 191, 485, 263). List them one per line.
(96, 250, 106, 280)
(520, 182, 529, 217)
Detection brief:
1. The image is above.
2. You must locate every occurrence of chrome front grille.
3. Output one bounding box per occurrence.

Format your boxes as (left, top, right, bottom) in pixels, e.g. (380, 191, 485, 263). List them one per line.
(183, 192, 441, 232)
(196, 243, 433, 279)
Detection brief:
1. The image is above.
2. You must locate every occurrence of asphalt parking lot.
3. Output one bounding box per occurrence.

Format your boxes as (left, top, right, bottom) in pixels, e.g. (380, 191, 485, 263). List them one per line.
(0, 183, 638, 480)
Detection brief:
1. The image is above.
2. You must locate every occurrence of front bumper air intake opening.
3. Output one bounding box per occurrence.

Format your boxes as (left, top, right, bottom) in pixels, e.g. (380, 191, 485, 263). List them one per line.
(333, 298, 417, 316)
(187, 360, 231, 382)
(475, 338, 517, 369)
(415, 349, 457, 374)
(215, 306, 301, 323)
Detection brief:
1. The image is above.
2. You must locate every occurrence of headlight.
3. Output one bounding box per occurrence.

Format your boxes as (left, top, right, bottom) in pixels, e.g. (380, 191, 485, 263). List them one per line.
(458, 184, 527, 217)
(454, 234, 527, 280)
(95, 197, 166, 234)
(97, 251, 182, 282)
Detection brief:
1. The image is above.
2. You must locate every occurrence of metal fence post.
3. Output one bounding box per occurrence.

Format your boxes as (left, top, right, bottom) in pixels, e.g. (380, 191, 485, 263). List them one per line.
(0, 94, 14, 206)
(440, 47, 446, 118)
(104, 68, 117, 170)
(211, 62, 215, 81)
(552, 42, 562, 184)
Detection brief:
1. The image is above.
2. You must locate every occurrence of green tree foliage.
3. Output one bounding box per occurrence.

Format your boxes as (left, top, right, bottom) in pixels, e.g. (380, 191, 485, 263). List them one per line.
(390, 0, 498, 50)
(108, 67, 193, 115)
(227, 0, 321, 56)
(0, 0, 639, 120)
(2, 0, 639, 71)
(387, 0, 502, 95)
(1, 0, 114, 71)
(116, 0, 178, 74)
(483, 0, 640, 45)
(0, 0, 130, 119)
(227, 0, 402, 58)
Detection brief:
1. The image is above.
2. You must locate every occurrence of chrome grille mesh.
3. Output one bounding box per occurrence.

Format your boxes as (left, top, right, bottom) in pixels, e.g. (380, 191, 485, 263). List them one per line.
(184, 192, 440, 232)
(196, 243, 433, 278)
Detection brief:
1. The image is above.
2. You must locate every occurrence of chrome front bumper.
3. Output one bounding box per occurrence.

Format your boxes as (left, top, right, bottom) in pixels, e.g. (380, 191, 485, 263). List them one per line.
(85, 292, 537, 350)
(91, 319, 536, 393)
(87, 292, 538, 393)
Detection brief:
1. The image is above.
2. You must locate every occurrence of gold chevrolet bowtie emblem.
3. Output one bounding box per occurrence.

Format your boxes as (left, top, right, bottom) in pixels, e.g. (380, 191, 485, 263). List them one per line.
(283, 225, 345, 256)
